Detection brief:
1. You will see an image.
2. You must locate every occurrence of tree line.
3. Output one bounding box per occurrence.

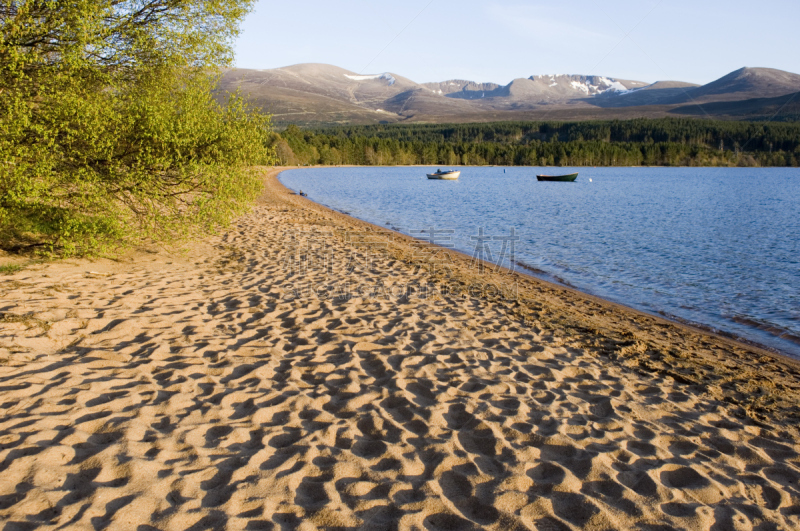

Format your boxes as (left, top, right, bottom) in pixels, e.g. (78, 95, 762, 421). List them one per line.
(270, 119, 800, 168)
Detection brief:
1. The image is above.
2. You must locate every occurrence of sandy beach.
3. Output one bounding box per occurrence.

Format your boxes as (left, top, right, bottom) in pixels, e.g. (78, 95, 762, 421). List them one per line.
(2, 167, 800, 530)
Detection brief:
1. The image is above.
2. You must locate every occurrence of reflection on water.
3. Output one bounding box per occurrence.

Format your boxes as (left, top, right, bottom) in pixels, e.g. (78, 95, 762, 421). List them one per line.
(280, 167, 800, 358)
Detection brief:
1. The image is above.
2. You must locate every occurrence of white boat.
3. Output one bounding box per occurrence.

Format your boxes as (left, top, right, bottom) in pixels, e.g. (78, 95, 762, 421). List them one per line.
(427, 169, 460, 180)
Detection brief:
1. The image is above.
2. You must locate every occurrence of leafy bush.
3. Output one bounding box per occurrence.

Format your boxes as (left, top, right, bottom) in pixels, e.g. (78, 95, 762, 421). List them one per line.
(1, 1, 273, 256)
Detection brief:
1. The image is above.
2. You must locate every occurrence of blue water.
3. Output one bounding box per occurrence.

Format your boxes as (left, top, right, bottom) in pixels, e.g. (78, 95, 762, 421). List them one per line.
(280, 167, 800, 358)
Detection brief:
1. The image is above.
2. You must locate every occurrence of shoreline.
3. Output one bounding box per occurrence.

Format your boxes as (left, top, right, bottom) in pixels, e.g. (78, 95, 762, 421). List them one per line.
(1, 166, 800, 529)
(272, 165, 800, 417)
(278, 165, 800, 363)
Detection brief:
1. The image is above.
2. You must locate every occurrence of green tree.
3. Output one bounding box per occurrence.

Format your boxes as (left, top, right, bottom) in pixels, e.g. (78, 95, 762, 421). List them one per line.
(1, 0, 273, 256)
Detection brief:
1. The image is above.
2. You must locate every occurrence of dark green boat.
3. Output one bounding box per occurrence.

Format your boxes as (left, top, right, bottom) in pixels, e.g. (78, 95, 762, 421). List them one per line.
(537, 173, 578, 182)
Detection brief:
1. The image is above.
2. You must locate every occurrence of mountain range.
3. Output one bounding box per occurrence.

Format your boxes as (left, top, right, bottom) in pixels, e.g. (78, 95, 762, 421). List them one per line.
(218, 64, 800, 126)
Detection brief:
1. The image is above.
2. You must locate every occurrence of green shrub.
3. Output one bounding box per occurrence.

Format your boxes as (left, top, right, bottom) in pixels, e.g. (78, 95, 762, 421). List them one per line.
(0, 1, 273, 256)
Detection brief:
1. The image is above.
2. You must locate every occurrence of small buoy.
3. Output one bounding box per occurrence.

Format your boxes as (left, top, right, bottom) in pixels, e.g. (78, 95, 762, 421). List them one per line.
(589, 178, 593, 182)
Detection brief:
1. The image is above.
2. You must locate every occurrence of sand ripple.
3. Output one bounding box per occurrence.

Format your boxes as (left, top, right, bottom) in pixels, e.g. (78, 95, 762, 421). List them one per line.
(1, 168, 800, 529)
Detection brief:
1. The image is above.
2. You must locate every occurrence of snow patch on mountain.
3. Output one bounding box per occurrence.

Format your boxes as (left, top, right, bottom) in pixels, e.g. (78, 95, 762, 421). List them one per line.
(530, 74, 633, 95)
(570, 81, 590, 94)
(344, 73, 396, 85)
(567, 77, 630, 95)
(597, 77, 630, 93)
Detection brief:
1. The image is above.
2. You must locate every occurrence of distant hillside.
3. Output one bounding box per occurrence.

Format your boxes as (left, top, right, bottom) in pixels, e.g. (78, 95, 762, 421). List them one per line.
(592, 81, 701, 108)
(421, 80, 502, 99)
(671, 91, 800, 121)
(678, 67, 800, 103)
(218, 64, 800, 125)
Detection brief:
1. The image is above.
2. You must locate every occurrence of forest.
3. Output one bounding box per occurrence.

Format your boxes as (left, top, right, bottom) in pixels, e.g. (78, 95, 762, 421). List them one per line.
(270, 119, 800, 168)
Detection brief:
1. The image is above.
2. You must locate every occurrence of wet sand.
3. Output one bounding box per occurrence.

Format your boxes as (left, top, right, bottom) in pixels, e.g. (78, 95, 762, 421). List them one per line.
(1, 167, 800, 530)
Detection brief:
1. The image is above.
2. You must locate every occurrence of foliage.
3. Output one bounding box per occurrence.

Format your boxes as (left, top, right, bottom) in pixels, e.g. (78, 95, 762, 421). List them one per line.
(269, 118, 800, 168)
(0, 263, 24, 275)
(1, 1, 274, 256)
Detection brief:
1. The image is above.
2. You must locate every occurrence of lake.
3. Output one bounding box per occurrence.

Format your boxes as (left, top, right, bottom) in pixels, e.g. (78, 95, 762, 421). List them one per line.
(280, 167, 800, 358)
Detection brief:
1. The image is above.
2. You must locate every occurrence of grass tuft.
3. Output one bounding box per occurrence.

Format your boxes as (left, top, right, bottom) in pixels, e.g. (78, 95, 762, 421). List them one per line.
(0, 264, 25, 275)
(0, 312, 51, 332)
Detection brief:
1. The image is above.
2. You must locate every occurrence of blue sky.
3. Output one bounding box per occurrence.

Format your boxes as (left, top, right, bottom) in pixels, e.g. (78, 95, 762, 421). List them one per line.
(234, 0, 800, 85)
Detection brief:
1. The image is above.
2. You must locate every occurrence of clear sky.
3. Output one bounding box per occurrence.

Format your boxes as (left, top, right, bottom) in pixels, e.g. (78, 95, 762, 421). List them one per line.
(234, 0, 800, 86)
